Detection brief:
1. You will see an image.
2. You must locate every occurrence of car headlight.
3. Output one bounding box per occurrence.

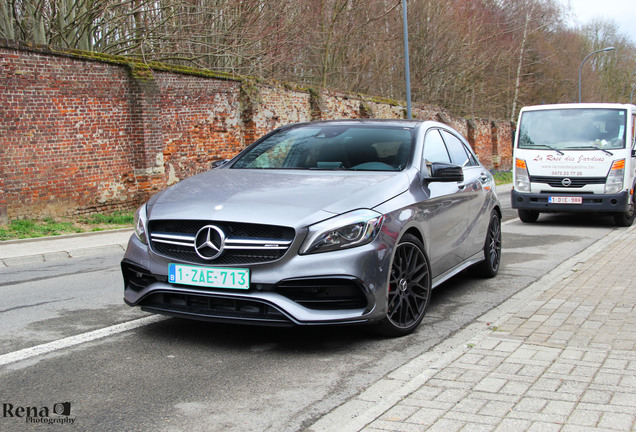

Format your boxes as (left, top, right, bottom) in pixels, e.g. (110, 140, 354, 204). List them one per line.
(300, 209, 385, 255)
(134, 204, 148, 245)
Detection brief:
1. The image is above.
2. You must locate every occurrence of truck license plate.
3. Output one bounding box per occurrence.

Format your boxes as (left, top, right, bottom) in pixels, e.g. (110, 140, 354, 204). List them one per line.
(548, 196, 582, 204)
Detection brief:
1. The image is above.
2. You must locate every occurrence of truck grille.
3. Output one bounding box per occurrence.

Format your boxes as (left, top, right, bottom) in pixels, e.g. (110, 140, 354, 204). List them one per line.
(148, 220, 295, 265)
(530, 176, 605, 188)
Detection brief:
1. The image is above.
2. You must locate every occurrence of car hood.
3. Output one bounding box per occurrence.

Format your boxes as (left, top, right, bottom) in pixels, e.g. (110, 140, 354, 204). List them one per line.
(147, 168, 411, 227)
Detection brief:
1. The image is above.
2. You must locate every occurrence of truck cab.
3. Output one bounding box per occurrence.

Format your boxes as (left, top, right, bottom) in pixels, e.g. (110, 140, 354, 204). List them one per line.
(512, 103, 636, 226)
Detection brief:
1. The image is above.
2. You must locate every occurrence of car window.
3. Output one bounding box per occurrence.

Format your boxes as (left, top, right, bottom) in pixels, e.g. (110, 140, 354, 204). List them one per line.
(423, 130, 451, 164)
(441, 130, 477, 166)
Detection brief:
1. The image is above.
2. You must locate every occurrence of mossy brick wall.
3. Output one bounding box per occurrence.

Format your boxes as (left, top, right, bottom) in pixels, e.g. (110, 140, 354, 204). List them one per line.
(246, 85, 312, 142)
(0, 43, 140, 221)
(154, 71, 243, 187)
(0, 39, 512, 222)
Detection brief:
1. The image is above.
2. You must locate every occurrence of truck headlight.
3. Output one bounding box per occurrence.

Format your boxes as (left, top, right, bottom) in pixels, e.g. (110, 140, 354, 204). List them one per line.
(605, 159, 625, 194)
(515, 158, 531, 192)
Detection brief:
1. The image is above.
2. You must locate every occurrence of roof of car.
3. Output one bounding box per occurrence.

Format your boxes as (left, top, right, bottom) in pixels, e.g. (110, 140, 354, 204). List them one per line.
(281, 119, 425, 129)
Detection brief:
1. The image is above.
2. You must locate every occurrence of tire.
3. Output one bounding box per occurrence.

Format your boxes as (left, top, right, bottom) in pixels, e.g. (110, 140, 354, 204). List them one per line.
(474, 211, 502, 278)
(518, 209, 539, 223)
(375, 233, 431, 337)
(614, 194, 635, 227)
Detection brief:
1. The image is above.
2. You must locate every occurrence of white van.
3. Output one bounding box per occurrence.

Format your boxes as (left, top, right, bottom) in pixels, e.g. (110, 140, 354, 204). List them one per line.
(512, 103, 636, 226)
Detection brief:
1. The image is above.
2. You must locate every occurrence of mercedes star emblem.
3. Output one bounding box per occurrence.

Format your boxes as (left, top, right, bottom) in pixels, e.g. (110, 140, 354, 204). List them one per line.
(194, 225, 226, 260)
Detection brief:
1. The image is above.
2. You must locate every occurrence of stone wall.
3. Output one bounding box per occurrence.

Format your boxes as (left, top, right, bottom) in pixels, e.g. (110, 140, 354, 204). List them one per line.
(0, 39, 513, 222)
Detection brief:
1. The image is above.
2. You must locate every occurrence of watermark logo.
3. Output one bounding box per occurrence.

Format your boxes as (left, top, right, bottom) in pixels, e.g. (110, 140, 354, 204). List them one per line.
(2, 402, 75, 425)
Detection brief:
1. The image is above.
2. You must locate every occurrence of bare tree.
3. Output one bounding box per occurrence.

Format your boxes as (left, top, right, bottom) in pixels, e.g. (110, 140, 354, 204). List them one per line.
(2, 0, 635, 119)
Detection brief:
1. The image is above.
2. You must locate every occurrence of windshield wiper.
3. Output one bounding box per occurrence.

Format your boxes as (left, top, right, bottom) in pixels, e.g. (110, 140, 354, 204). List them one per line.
(524, 144, 564, 155)
(571, 146, 614, 156)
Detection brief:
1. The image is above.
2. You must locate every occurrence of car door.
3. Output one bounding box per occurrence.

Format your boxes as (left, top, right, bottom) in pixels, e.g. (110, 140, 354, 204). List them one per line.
(439, 129, 490, 259)
(420, 129, 471, 276)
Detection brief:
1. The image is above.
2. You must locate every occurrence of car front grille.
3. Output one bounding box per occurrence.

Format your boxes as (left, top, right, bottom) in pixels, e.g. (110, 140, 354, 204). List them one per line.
(530, 176, 606, 188)
(148, 220, 295, 265)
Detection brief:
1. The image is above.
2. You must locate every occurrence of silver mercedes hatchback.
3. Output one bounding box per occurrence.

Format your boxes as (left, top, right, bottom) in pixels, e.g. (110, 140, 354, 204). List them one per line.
(122, 119, 501, 336)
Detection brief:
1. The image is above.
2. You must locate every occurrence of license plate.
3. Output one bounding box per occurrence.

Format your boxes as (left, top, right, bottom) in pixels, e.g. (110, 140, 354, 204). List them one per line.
(169, 264, 250, 290)
(548, 196, 582, 204)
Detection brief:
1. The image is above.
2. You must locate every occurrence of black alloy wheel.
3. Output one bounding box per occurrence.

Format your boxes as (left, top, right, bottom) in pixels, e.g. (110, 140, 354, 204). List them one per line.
(475, 210, 502, 278)
(375, 233, 431, 337)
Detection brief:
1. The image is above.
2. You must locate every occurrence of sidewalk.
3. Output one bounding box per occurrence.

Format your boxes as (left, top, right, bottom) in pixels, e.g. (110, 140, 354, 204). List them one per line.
(0, 228, 133, 266)
(308, 225, 636, 432)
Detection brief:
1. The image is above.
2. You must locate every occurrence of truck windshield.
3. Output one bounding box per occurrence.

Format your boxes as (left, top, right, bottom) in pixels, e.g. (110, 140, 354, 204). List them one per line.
(518, 108, 627, 151)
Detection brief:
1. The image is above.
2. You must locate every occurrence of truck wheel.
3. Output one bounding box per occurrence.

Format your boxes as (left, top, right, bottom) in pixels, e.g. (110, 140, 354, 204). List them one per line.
(614, 195, 635, 227)
(518, 209, 539, 223)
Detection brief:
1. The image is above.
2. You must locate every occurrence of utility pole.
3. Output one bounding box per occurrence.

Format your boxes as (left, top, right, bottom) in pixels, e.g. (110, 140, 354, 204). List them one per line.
(402, 0, 412, 119)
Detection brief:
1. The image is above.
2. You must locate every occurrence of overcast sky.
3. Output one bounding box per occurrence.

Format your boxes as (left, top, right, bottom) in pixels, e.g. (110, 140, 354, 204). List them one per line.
(557, 0, 636, 44)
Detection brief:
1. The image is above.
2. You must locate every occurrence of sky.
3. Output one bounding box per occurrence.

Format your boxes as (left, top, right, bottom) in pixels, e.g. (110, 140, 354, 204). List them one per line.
(557, 0, 636, 44)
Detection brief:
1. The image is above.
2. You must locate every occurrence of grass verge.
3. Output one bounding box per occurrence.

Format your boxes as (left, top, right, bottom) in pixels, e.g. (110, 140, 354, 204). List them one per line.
(0, 212, 134, 241)
(491, 170, 512, 185)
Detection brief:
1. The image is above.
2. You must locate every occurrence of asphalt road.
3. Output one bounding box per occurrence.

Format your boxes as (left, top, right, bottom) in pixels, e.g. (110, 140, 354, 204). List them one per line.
(0, 190, 621, 432)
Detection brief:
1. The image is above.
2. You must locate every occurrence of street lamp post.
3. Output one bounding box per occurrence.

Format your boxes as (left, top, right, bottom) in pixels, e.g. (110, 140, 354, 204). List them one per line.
(578, 47, 615, 103)
(402, 0, 412, 119)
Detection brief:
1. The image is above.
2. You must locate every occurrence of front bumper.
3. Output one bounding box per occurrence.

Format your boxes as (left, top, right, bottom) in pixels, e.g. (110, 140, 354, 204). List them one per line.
(121, 233, 393, 326)
(511, 189, 630, 213)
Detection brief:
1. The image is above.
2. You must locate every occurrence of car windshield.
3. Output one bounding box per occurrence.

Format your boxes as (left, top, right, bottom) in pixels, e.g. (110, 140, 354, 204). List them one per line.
(518, 108, 627, 151)
(232, 125, 414, 171)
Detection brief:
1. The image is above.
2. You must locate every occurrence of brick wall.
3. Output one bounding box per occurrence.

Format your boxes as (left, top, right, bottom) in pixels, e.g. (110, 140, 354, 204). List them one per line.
(1, 42, 139, 221)
(0, 39, 513, 222)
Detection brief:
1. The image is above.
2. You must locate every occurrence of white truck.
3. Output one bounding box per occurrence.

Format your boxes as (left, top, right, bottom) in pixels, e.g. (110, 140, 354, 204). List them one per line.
(512, 103, 636, 226)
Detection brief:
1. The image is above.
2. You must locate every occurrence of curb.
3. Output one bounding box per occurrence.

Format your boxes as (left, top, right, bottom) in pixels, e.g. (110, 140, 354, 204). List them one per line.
(0, 229, 133, 266)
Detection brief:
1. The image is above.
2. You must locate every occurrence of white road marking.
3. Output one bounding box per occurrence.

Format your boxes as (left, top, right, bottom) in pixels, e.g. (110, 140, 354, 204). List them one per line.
(0, 315, 166, 367)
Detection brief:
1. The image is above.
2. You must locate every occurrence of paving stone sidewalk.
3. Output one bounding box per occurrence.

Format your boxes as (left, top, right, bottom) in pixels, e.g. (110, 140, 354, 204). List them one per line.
(308, 225, 636, 432)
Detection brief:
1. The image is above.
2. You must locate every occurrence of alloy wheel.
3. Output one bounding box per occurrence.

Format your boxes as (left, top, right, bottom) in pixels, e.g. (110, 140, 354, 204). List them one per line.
(385, 235, 431, 332)
(486, 213, 502, 274)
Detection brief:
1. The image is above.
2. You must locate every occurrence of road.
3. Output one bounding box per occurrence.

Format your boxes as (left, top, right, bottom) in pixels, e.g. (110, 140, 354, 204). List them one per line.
(0, 190, 622, 431)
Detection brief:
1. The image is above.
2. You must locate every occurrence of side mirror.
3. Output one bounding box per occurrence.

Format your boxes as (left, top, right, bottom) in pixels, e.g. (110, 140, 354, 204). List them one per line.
(212, 159, 230, 168)
(424, 162, 464, 183)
